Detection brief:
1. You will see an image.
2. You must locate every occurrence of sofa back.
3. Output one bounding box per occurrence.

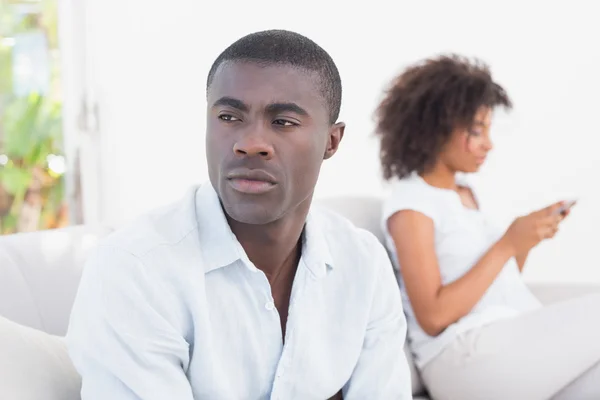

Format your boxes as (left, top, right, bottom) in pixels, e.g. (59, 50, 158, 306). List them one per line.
(0, 225, 113, 336)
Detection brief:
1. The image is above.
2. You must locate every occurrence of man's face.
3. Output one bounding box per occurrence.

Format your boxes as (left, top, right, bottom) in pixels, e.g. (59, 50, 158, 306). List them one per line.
(206, 61, 344, 225)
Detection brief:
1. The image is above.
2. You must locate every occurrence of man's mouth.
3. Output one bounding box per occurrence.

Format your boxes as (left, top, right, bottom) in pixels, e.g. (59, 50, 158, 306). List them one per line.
(226, 169, 277, 194)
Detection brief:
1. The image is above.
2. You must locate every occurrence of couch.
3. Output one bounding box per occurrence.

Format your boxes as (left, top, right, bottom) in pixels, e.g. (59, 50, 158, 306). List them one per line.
(1, 196, 598, 400)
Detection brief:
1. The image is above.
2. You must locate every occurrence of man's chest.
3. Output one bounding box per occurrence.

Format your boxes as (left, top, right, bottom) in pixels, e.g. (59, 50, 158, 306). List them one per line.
(185, 262, 370, 399)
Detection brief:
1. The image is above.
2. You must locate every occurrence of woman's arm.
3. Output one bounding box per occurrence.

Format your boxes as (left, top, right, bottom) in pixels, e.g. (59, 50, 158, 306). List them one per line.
(387, 210, 516, 336)
(516, 251, 529, 271)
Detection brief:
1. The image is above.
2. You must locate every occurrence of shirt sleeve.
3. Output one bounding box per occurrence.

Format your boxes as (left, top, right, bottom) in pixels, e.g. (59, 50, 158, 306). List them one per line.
(342, 233, 413, 399)
(66, 246, 194, 400)
(382, 180, 440, 229)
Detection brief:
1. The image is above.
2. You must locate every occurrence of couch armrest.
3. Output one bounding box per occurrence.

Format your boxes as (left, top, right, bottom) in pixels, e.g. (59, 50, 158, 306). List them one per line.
(527, 281, 600, 305)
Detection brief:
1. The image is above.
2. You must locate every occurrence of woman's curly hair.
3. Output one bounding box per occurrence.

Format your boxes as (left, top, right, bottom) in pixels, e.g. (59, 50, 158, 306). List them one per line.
(375, 54, 513, 180)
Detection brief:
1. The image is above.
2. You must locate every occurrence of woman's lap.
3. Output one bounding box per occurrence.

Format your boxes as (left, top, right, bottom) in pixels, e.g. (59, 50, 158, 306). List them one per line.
(420, 294, 600, 400)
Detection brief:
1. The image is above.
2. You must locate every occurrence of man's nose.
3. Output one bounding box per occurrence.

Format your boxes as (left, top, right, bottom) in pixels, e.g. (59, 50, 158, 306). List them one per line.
(233, 130, 274, 160)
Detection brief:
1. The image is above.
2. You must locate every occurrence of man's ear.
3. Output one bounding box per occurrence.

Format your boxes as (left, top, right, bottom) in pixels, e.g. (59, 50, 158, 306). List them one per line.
(324, 122, 345, 160)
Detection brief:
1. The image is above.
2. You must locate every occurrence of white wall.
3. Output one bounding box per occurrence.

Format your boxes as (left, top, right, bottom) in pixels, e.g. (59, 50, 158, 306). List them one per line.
(82, 0, 599, 283)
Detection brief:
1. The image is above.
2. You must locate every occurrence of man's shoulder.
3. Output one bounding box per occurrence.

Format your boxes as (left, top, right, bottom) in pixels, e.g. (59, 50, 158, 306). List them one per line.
(101, 186, 200, 259)
(310, 205, 384, 260)
(309, 205, 391, 300)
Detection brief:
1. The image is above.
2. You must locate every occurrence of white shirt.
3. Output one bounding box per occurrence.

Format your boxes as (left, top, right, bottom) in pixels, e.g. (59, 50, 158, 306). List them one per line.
(381, 172, 542, 369)
(66, 183, 412, 400)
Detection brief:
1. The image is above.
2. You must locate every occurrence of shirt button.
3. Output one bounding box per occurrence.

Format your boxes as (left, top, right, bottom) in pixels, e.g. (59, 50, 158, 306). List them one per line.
(265, 301, 275, 311)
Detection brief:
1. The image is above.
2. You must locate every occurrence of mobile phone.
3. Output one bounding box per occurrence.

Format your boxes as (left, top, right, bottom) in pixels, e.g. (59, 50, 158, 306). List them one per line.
(555, 200, 577, 216)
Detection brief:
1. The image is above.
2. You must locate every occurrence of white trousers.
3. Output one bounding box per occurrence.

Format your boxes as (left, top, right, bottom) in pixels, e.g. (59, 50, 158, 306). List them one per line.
(421, 294, 600, 400)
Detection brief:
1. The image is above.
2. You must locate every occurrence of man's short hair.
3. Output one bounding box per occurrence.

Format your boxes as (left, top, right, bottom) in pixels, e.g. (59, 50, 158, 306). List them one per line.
(206, 29, 342, 124)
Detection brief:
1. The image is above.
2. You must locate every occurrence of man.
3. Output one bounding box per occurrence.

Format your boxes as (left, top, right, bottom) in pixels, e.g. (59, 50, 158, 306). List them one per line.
(66, 29, 412, 399)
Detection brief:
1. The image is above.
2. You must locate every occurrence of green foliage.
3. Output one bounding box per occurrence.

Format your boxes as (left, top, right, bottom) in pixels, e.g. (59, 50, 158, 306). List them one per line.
(0, 0, 66, 234)
(0, 164, 32, 195)
(3, 93, 63, 159)
(0, 94, 65, 234)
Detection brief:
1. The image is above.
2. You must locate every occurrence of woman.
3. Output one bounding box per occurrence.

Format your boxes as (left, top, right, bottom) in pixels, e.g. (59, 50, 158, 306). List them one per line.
(375, 55, 600, 400)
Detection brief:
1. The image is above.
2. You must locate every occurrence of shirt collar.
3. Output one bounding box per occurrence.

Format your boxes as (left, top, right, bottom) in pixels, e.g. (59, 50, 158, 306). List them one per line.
(195, 183, 245, 273)
(195, 183, 334, 278)
(300, 209, 334, 279)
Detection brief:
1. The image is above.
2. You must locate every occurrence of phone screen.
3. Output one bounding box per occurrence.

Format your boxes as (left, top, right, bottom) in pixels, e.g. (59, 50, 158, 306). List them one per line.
(557, 200, 577, 215)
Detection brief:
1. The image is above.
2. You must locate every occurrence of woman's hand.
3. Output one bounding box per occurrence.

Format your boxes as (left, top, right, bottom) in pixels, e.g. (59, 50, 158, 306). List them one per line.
(502, 202, 567, 256)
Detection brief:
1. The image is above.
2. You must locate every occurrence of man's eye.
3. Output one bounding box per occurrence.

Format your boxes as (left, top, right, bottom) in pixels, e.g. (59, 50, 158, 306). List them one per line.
(273, 119, 296, 127)
(218, 114, 240, 122)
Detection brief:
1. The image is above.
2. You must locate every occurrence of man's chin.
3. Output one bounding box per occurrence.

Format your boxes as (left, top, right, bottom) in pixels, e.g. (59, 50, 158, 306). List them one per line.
(222, 201, 281, 226)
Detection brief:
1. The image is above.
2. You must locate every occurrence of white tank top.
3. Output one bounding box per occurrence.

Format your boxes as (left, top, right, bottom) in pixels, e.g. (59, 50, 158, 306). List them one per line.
(381, 172, 542, 369)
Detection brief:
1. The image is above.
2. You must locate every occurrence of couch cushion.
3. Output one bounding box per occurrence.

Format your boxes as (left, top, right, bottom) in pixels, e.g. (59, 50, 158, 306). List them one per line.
(528, 282, 600, 305)
(0, 315, 81, 399)
(0, 225, 112, 335)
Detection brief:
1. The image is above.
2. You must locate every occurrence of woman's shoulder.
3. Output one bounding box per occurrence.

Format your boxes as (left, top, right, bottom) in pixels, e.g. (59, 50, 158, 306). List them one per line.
(385, 172, 448, 203)
(382, 173, 447, 223)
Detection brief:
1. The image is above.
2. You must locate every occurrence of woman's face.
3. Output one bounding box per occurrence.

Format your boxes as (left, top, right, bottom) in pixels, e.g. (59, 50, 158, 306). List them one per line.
(440, 107, 494, 173)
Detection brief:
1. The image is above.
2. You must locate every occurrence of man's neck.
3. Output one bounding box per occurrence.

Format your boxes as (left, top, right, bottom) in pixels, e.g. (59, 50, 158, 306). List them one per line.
(226, 201, 309, 281)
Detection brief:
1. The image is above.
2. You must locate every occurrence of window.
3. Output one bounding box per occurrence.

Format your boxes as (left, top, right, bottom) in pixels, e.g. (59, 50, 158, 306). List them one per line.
(0, 0, 71, 234)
